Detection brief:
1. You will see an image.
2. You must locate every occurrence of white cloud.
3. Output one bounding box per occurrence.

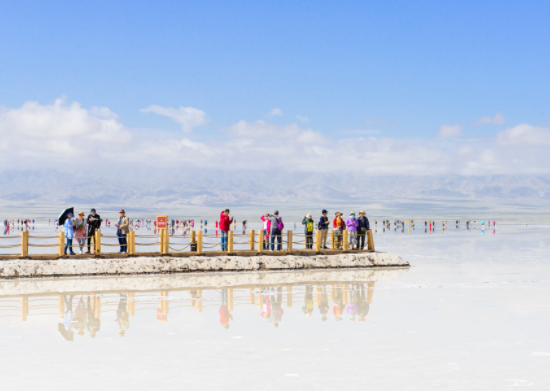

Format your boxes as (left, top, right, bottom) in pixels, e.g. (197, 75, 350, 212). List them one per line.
(140, 105, 207, 132)
(495, 124, 550, 146)
(438, 124, 463, 138)
(296, 115, 309, 123)
(228, 120, 327, 144)
(477, 112, 505, 125)
(269, 108, 283, 116)
(0, 98, 131, 160)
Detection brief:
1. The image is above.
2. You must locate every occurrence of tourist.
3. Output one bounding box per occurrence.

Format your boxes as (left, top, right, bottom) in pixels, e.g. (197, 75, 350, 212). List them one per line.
(86, 209, 102, 254)
(115, 209, 129, 253)
(74, 212, 87, 254)
(63, 213, 76, 255)
(333, 212, 345, 249)
(268, 211, 284, 251)
(302, 213, 315, 249)
(260, 213, 271, 249)
(115, 294, 129, 337)
(318, 209, 330, 249)
(219, 288, 233, 328)
(357, 211, 370, 250)
(346, 212, 358, 249)
(219, 209, 233, 251)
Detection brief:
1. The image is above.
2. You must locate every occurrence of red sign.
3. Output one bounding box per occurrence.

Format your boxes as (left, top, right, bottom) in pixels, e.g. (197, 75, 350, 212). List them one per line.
(156, 215, 167, 229)
(156, 308, 167, 322)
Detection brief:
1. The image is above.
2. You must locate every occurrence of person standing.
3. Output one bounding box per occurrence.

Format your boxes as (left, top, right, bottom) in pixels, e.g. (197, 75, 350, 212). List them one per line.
(302, 214, 315, 249)
(333, 212, 345, 249)
(74, 212, 88, 254)
(63, 213, 76, 255)
(268, 211, 284, 251)
(86, 209, 101, 254)
(219, 209, 233, 251)
(318, 209, 330, 249)
(115, 209, 129, 253)
(357, 211, 370, 250)
(260, 214, 271, 250)
(346, 212, 358, 249)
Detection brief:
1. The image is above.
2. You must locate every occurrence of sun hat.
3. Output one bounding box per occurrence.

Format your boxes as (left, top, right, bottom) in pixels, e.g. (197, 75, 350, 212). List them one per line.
(119, 209, 125, 213)
(359, 210, 365, 214)
(306, 213, 312, 218)
(78, 211, 85, 216)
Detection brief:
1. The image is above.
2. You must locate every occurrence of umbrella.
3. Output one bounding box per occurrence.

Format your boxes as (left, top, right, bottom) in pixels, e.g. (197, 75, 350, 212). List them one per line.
(58, 207, 74, 226)
(58, 323, 74, 342)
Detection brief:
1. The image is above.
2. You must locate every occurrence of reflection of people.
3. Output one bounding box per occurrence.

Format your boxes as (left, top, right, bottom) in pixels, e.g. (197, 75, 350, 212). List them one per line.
(269, 287, 284, 327)
(332, 285, 344, 321)
(74, 296, 87, 336)
(87, 296, 101, 338)
(302, 285, 314, 317)
(345, 285, 359, 321)
(115, 294, 129, 336)
(317, 286, 329, 321)
(357, 284, 370, 322)
(63, 295, 75, 335)
(219, 289, 233, 328)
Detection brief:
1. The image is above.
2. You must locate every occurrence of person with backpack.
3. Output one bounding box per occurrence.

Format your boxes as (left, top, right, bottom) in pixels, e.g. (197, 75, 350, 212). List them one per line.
(302, 213, 315, 249)
(268, 211, 284, 251)
(318, 209, 330, 249)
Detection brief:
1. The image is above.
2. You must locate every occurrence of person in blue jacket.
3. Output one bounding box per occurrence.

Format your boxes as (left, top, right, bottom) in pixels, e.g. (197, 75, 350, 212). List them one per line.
(63, 213, 76, 255)
(357, 211, 370, 250)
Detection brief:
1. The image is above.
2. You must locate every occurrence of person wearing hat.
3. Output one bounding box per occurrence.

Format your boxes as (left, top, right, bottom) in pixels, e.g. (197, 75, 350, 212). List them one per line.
(357, 211, 371, 250)
(267, 210, 284, 251)
(115, 209, 130, 253)
(74, 211, 88, 254)
(302, 213, 315, 249)
(318, 209, 330, 249)
(86, 208, 102, 254)
(333, 212, 345, 249)
(346, 212, 358, 249)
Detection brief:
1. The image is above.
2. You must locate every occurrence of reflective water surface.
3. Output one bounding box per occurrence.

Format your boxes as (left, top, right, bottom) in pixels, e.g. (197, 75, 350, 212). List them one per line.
(1, 224, 549, 390)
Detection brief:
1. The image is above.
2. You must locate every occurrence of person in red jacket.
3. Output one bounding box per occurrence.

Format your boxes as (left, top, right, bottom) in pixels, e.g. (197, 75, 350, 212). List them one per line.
(219, 209, 233, 251)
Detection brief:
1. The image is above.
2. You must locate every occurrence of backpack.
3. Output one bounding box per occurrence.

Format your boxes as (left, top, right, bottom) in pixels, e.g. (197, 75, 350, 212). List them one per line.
(306, 220, 314, 233)
(277, 217, 284, 230)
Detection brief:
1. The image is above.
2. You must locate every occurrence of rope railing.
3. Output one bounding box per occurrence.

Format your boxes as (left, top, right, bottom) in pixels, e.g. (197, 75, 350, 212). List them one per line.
(0, 229, 375, 257)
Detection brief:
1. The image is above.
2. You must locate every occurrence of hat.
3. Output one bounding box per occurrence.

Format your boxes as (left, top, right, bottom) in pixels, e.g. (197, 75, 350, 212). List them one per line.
(322, 209, 328, 214)
(119, 209, 125, 213)
(90, 208, 96, 213)
(350, 212, 355, 216)
(78, 211, 85, 216)
(306, 213, 312, 218)
(359, 210, 366, 214)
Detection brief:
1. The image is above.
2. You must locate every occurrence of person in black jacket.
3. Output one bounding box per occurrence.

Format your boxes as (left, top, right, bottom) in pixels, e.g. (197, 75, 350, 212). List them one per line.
(86, 208, 102, 253)
(357, 210, 370, 250)
(318, 209, 330, 249)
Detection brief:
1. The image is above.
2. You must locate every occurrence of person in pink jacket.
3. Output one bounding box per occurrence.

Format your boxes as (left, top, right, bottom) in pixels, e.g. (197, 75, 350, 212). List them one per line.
(260, 214, 271, 250)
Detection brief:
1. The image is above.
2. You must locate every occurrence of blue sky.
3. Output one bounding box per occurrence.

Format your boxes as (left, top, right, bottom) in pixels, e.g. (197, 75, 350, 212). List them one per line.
(1, 0, 549, 137)
(1, 1, 550, 179)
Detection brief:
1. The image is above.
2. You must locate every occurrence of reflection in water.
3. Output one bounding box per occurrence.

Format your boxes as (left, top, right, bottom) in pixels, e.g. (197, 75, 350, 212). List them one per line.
(3, 272, 389, 341)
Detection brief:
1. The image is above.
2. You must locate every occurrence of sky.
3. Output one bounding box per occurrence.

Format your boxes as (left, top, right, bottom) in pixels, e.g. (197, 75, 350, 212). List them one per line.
(1, 0, 550, 181)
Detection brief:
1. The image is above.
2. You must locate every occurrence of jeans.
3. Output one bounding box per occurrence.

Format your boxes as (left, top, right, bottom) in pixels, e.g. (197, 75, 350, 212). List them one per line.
(221, 230, 228, 251)
(87, 231, 94, 252)
(117, 230, 127, 253)
(305, 233, 313, 249)
(64, 237, 74, 254)
(270, 229, 281, 251)
(263, 229, 269, 250)
(77, 238, 86, 252)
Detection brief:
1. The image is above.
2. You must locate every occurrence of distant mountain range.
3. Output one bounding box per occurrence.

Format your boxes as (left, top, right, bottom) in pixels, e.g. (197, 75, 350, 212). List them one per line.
(0, 169, 549, 219)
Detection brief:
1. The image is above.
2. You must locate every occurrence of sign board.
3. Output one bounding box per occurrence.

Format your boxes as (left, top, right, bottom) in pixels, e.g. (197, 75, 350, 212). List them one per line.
(156, 308, 167, 322)
(156, 215, 167, 230)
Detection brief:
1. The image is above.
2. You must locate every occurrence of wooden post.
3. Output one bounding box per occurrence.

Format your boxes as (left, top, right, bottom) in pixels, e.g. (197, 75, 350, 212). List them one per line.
(367, 281, 375, 303)
(367, 229, 375, 252)
(228, 288, 234, 311)
(250, 229, 255, 251)
(330, 230, 335, 249)
(128, 231, 134, 255)
(197, 230, 203, 254)
(164, 229, 169, 254)
(58, 232, 64, 256)
(197, 289, 203, 313)
(95, 231, 101, 255)
(58, 295, 64, 319)
(315, 230, 321, 252)
(21, 296, 28, 321)
(128, 293, 135, 316)
(228, 231, 234, 253)
(258, 230, 263, 253)
(287, 230, 293, 252)
(159, 229, 164, 254)
(343, 284, 349, 305)
(21, 231, 28, 257)
(286, 286, 292, 307)
(330, 285, 334, 300)
(315, 286, 321, 306)
(258, 293, 263, 309)
(343, 230, 349, 251)
(249, 288, 255, 304)
(190, 230, 196, 252)
(94, 296, 101, 318)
